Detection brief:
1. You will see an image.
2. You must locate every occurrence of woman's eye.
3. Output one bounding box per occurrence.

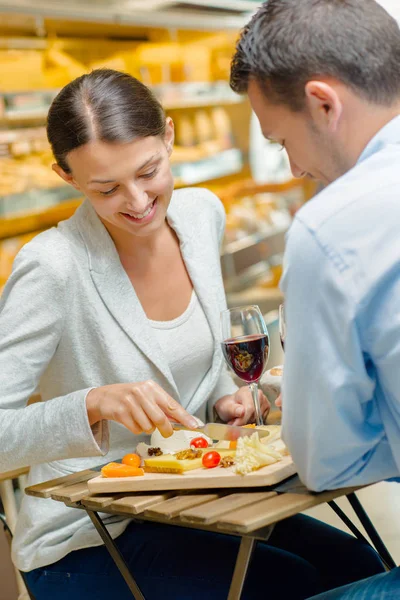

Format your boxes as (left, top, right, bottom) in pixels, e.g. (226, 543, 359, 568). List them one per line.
(141, 169, 157, 179)
(100, 186, 118, 196)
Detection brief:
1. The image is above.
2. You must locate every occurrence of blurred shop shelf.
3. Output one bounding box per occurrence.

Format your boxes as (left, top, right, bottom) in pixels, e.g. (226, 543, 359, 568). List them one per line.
(227, 286, 283, 314)
(0, 186, 82, 218)
(1, 111, 48, 125)
(173, 148, 243, 186)
(0, 0, 255, 31)
(164, 96, 243, 110)
(0, 83, 244, 125)
(223, 226, 288, 257)
(0, 198, 82, 239)
(221, 226, 287, 296)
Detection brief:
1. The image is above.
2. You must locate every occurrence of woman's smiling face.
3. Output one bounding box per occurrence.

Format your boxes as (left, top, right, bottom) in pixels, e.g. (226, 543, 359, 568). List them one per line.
(53, 120, 175, 240)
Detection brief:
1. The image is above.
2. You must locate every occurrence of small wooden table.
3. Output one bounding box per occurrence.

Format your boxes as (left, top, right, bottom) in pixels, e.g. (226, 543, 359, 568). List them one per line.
(26, 469, 396, 600)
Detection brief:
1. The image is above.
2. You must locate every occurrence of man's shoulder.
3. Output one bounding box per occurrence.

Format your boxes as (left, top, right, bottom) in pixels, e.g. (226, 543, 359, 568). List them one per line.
(284, 147, 400, 300)
(297, 146, 400, 237)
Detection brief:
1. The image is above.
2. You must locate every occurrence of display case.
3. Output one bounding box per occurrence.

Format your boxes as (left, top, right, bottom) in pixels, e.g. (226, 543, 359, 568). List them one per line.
(218, 177, 316, 312)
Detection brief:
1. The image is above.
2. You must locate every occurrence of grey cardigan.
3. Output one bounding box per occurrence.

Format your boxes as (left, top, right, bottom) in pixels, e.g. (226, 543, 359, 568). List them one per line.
(0, 187, 237, 571)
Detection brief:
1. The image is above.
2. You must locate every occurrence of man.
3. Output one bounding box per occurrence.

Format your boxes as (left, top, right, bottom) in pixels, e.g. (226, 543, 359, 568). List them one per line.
(230, 0, 400, 597)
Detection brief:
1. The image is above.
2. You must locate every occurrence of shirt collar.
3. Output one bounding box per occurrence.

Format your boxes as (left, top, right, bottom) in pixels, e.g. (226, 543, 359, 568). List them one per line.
(358, 114, 400, 164)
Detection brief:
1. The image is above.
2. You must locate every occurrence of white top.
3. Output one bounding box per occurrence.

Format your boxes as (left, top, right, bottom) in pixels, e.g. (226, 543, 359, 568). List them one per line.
(149, 291, 214, 410)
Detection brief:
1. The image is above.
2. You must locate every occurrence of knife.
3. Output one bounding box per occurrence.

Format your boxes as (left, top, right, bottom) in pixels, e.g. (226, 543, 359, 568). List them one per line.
(171, 422, 270, 441)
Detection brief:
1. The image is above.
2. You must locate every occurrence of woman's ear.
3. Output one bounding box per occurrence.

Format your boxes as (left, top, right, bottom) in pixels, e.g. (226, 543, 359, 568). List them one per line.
(164, 117, 175, 155)
(52, 164, 81, 191)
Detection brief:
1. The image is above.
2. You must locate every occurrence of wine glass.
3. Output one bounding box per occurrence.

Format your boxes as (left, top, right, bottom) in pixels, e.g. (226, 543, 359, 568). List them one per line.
(220, 305, 270, 426)
(279, 303, 286, 351)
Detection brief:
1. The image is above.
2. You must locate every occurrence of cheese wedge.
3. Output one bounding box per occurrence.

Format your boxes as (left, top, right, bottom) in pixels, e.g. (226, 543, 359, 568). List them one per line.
(144, 448, 236, 474)
(144, 455, 204, 473)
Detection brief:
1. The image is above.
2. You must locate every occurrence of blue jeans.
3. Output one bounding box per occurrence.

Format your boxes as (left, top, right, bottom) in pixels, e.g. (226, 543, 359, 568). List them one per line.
(25, 515, 385, 600)
(308, 567, 400, 599)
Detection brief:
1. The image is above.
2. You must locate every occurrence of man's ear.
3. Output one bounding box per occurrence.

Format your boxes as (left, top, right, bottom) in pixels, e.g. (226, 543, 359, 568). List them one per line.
(52, 164, 81, 191)
(305, 81, 343, 133)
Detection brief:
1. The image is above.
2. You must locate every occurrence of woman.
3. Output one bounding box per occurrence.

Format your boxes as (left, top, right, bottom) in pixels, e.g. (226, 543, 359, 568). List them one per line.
(0, 70, 383, 599)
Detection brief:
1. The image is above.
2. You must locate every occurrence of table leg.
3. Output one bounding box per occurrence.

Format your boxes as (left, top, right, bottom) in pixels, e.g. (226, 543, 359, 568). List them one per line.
(328, 500, 371, 546)
(346, 493, 397, 570)
(227, 537, 256, 600)
(86, 510, 146, 600)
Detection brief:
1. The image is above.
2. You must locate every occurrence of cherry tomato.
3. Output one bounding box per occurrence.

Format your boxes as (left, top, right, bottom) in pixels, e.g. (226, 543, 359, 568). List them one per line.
(122, 453, 141, 468)
(202, 451, 221, 469)
(190, 437, 209, 449)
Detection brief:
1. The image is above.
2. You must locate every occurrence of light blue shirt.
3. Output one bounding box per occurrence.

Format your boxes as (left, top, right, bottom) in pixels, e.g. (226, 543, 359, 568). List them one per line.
(281, 116, 400, 492)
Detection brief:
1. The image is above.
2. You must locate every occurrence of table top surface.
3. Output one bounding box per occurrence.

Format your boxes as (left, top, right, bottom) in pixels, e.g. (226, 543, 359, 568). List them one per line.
(25, 468, 362, 536)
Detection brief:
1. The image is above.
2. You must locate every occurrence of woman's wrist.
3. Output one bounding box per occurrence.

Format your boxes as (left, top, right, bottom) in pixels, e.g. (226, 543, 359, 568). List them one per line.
(86, 388, 102, 426)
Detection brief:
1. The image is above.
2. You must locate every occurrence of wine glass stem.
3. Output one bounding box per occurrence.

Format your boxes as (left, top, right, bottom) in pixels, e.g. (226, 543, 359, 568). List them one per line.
(249, 382, 263, 426)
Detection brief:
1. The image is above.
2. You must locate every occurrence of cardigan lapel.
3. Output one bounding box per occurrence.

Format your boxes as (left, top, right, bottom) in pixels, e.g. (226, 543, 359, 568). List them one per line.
(74, 201, 178, 396)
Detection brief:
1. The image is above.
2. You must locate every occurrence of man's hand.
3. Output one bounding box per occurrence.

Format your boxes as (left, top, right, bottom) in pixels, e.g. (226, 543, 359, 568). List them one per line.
(215, 387, 271, 426)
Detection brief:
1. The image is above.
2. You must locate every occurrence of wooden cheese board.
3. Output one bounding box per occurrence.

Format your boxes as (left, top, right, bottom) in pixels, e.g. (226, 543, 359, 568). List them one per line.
(87, 454, 296, 494)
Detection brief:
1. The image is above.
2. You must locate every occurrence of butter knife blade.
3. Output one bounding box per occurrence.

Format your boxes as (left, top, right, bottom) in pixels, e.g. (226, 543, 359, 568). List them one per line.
(171, 422, 270, 441)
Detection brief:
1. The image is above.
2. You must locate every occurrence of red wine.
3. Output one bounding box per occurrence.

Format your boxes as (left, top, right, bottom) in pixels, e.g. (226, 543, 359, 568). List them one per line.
(222, 334, 269, 383)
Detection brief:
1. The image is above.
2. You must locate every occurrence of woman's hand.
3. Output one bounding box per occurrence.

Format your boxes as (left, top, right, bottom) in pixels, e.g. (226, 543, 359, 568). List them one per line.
(86, 381, 198, 438)
(214, 387, 271, 426)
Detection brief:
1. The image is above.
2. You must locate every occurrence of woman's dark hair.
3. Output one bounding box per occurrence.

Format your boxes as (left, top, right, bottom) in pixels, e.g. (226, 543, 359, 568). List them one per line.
(230, 0, 400, 111)
(47, 69, 166, 172)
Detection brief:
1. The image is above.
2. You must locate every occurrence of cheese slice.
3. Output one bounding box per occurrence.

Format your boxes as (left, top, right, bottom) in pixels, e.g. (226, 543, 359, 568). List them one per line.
(144, 448, 236, 474)
(144, 455, 204, 474)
